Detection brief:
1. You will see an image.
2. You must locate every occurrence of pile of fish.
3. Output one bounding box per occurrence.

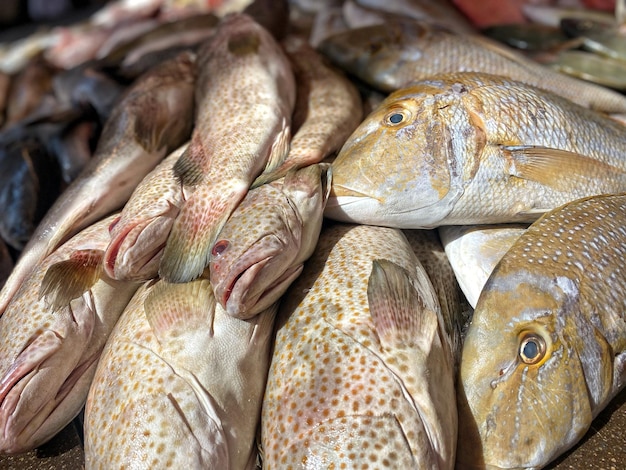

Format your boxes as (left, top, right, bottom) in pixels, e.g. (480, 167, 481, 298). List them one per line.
(0, 0, 624, 469)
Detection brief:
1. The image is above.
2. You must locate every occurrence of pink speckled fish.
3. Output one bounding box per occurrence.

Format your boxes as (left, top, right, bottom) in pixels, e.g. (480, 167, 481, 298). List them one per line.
(84, 277, 277, 469)
(457, 193, 626, 469)
(0, 214, 140, 454)
(210, 163, 331, 319)
(159, 13, 296, 283)
(262, 223, 457, 468)
(251, 35, 362, 188)
(104, 143, 188, 282)
(0, 51, 196, 316)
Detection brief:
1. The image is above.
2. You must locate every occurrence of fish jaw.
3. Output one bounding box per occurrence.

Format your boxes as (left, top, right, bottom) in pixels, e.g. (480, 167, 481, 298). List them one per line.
(456, 274, 600, 469)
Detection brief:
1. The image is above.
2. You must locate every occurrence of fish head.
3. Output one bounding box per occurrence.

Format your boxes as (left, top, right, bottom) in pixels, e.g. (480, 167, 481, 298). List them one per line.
(326, 80, 484, 228)
(318, 19, 433, 91)
(456, 271, 612, 469)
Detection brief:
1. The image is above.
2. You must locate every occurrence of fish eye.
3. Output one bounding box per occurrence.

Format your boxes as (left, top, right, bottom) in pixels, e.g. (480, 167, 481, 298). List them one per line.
(211, 240, 230, 258)
(384, 109, 409, 126)
(518, 333, 546, 365)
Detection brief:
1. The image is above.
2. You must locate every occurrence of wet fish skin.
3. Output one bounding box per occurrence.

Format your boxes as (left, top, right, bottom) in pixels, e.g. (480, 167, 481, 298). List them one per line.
(317, 18, 626, 113)
(262, 224, 457, 469)
(252, 35, 362, 188)
(326, 72, 626, 229)
(0, 50, 196, 317)
(211, 163, 331, 319)
(0, 214, 140, 454)
(438, 224, 528, 308)
(104, 144, 187, 282)
(159, 13, 296, 284)
(84, 278, 277, 470)
(456, 193, 626, 469)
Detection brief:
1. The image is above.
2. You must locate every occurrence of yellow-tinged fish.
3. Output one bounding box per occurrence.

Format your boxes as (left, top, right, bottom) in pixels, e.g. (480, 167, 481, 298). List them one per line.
(159, 13, 295, 283)
(104, 144, 188, 282)
(456, 193, 626, 469)
(251, 35, 362, 188)
(84, 277, 277, 469)
(325, 72, 626, 229)
(262, 223, 457, 469)
(211, 163, 331, 319)
(438, 224, 528, 308)
(0, 50, 196, 316)
(317, 18, 626, 113)
(0, 214, 140, 454)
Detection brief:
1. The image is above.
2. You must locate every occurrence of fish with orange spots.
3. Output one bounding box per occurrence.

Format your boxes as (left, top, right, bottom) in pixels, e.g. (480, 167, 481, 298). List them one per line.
(210, 163, 332, 319)
(159, 13, 296, 283)
(261, 223, 457, 468)
(0, 214, 140, 454)
(251, 35, 362, 188)
(84, 277, 277, 469)
(326, 72, 626, 229)
(104, 144, 188, 282)
(456, 193, 626, 469)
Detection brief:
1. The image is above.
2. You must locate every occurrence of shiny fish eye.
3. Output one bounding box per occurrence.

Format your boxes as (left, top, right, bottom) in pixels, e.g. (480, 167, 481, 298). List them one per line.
(519, 333, 546, 365)
(211, 240, 230, 258)
(384, 109, 409, 126)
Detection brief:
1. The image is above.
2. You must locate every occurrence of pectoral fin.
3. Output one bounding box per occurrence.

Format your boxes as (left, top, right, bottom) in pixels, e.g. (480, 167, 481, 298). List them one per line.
(260, 118, 291, 176)
(504, 145, 626, 191)
(133, 104, 193, 154)
(173, 140, 205, 187)
(39, 249, 104, 311)
(144, 278, 216, 342)
(367, 259, 439, 351)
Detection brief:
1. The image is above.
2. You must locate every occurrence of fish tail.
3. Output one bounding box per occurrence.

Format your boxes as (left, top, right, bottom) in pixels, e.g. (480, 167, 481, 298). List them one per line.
(159, 182, 248, 283)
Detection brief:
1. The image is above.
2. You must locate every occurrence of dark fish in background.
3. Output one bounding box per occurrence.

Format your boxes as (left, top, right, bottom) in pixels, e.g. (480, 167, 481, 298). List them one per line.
(0, 239, 12, 290)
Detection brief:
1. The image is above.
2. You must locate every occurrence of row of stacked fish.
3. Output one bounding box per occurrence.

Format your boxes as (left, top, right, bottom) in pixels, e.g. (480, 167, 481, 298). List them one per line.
(0, 0, 624, 468)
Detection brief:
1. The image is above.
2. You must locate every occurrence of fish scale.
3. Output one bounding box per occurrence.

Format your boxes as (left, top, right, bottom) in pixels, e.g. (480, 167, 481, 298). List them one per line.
(457, 193, 626, 469)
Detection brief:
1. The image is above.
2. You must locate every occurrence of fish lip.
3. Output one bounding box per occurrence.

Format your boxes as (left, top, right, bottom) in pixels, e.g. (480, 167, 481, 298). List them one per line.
(221, 256, 272, 313)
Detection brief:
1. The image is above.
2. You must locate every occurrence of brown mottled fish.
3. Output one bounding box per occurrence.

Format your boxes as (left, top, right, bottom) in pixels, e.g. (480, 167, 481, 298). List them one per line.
(457, 193, 626, 469)
(317, 18, 626, 113)
(84, 277, 277, 469)
(159, 13, 295, 283)
(326, 72, 626, 229)
(104, 144, 188, 282)
(0, 51, 196, 316)
(0, 214, 140, 454)
(211, 163, 331, 319)
(251, 35, 362, 188)
(262, 224, 457, 468)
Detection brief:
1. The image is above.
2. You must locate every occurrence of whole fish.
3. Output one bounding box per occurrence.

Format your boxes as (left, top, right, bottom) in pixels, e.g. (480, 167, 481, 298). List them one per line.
(0, 214, 140, 454)
(159, 13, 295, 283)
(262, 223, 457, 469)
(251, 35, 362, 188)
(104, 144, 188, 282)
(317, 18, 626, 113)
(456, 193, 626, 469)
(438, 224, 528, 308)
(211, 163, 331, 319)
(0, 50, 196, 316)
(84, 277, 277, 469)
(325, 72, 626, 229)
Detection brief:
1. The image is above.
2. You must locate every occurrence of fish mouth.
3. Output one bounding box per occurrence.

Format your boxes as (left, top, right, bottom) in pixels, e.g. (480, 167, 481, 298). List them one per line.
(220, 256, 272, 316)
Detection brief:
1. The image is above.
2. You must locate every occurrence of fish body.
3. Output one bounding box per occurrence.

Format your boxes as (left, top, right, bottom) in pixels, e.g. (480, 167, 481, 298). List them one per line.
(210, 163, 331, 319)
(0, 214, 140, 454)
(159, 13, 295, 283)
(326, 72, 626, 229)
(84, 278, 277, 470)
(262, 223, 457, 469)
(456, 193, 626, 469)
(0, 50, 196, 316)
(104, 144, 187, 282)
(251, 35, 362, 187)
(317, 18, 626, 113)
(438, 224, 528, 308)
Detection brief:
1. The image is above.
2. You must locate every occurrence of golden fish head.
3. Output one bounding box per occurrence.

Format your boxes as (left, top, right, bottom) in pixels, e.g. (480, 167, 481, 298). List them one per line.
(456, 271, 613, 469)
(325, 80, 484, 229)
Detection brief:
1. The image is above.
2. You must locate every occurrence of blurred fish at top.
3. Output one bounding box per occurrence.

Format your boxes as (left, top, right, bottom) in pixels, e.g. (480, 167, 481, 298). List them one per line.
(457, 193, 626, 469)
(0, 51, 196, 316)
(326, 72, 626, 229)
(159, 13, 295, 283)
(317, 17, 626, 114)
